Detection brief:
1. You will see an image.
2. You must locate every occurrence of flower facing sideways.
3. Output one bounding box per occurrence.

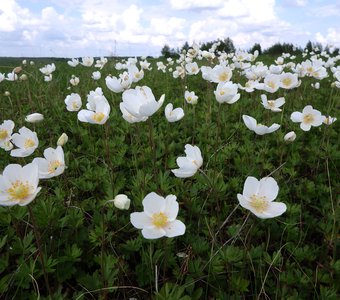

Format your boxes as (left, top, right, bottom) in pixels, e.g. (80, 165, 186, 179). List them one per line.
(0, 120, 15, 149)
(0, 163, 41, 206)
(237, 176, 287, 219)
(25, 113, 44, 123)
(10, 127, 39, 157)
(242, 115, 280, 135)
(32, 146, 65, 179)
(130, 192, 186, 239)
(290, 105, 325, 131)
(164, 103, 184, 122)
(171, 144, 203, 178)
(184, 90, 198, 105)
(260, 95, 285, 112)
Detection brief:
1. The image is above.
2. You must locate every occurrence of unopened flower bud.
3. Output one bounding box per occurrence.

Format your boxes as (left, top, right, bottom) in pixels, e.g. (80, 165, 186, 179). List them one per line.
(13, 66, 22, 74)
(57, 133, 68, 146)
(20, 74, 28, 81)
(25, 113, 44, 123)
(110, 194, 131, 210)
(284, 131, 296, 142)
(4, 91, 10, 96)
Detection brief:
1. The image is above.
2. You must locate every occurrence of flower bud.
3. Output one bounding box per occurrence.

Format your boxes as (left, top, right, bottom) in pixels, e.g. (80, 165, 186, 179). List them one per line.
(57, 133, 68, 146)
(13, 66, 22, 74)
(111, 194, 131, 210)
(30, 61, 35, 66)
(25, 113, 44, 123)
(284, 131, 296, 142)
(22, 59, 27, 65)
(4, 91, 10, 96)
(20, 74, 28, 81)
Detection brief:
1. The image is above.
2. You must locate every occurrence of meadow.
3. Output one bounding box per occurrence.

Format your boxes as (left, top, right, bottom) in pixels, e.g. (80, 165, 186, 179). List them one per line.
(0, 46, 339, 299)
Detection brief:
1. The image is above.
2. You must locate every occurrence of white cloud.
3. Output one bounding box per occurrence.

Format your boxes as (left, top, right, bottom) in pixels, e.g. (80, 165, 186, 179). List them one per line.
(169, 0, 224, 10)
(315, 27, 340, 47)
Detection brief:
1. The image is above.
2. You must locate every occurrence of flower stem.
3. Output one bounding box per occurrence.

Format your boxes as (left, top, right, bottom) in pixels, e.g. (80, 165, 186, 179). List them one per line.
(148, 119, 156, 177)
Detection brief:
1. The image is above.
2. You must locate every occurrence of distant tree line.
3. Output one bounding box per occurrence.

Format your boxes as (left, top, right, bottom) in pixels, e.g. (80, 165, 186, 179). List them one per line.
(161, 38, 339, 57)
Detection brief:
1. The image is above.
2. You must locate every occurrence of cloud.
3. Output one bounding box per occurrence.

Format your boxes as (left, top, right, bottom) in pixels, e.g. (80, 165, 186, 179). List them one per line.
(315, 27, 340, 47)
(169, 0, 224, 10)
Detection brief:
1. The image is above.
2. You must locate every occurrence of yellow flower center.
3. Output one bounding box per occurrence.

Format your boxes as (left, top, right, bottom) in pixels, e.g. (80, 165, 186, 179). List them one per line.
(187, 96, 192, 102)
(250, 194, 268, 213)
(24, 138, 35, 149)
(267, 81, 276, 89)
(72, 102, 79, 110)
(282, 77, 292, 87)
(92, 112, 105, 123)
(152, 212, 168, 228)
(218, 72, 228, 82)
(220, 90, 225, 96)
(48, 160, 62, 173)
(303, 113, 314, 124)
(267, 100, 275, 108)
(0, 129, 9, 140)
(7, 180, 32, 201)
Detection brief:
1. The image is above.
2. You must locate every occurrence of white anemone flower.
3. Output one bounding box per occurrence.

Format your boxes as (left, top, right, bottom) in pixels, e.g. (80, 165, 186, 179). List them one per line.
(67, 58, 79, 67)
(80, 56, 94, 67)
(214, 81, 240, 104)
(0, 163, 41, 206)
(260, 95, 285, 112)
(279, 72, 300, 89)
(164, 103, 184, 122)
(184, 90, 198, 105)
(284, 131, 296, 142)
(262, 74, 281, 93)
(130, 192, 186, 239)
(0, 120, 15, 148)
(128, 65, 144, 83)
(171, 144, 203, 178)
(39, 63, 55, 75)
(69, 75, 80, 86)
(242, 115, 280, 135)
(185, 62, 200, 75)
(25, 113, 44, 123)
(106, 72, 132, 93)
(65, 93, 82, 112)
(237, 176, 286, 219)
(32, 146, 65, 179)
(10, 127, 38, 157)
(91, 71, 101, 80)
(290, 105, 325, 131)
(120, 86, 164, 122)
(77, 98, 110, 125)
(323, 116, 337, 125)
(6, 72, 18, 81)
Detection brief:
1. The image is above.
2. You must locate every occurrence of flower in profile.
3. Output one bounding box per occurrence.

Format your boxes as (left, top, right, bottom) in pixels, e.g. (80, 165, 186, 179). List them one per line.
(0, 73, 5, 83)
(290, 105, 325, 131)
(57, 133, 68, 146)
(130, 192, 186, 239)
(95, 57, 108, 69)
(106, 72, 132, 93)
(10, 127, 38, 157)
(260, 95, 285, 112)
(214, 81, 240, 104)
(67, 58, 79, 67)
(171, 144, 203, 178)
(109, 194, 131, 210)
(128, 65, 144, 82)
(184, 90, 198, 105)
(284, 131, 296, 142)
(80, 56, 94, 67)
(25, 113, 44, 123)
(6, 72, 18, 81)
(39, 63, 56, 75)
(164, 103, 184, 122)
(44, 74, 52, 82)
(32, 146, 65, 179)
(0, 163, 41, 206)
(92, 71, 101, 80)
(70, 75, 80, 86)
(242, 115, 280, 135)
(77, 97, 110, 125)
(323, 115, 337, 125)
(237, 176, 286, 219)
(65, 93, 82, 111)
(0, 120, 15, 149)
(120, 86, 164, 122)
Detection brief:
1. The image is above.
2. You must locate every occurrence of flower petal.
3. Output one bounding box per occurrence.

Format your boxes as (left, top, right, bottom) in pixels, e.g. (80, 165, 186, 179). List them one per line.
(164, 220, 186, 237)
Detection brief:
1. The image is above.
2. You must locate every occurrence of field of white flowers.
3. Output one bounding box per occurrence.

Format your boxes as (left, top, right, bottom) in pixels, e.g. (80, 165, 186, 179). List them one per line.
(0, 43, 339, 299)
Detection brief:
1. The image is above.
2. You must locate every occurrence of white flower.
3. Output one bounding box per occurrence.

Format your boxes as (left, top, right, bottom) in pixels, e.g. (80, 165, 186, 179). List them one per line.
(0, 73, 5, 82)
(279, 72, 300, 89)
(77, 98, 110, 125)
(39, 63, 55, 75)
(242, 115, 280, 135)
(214, 81, 240, 104)
(120, 86, 164, 122)
(6, 72, 18, 81)
(44, 74, 52, 82)
(80, 56, 94, 67)
(290, 105, 325, 131)
(260, 95, 285, 112)
(0, 120, 15, 148)
(237, 176, 286, 219)
(284, 131, 296, 142)
(92, 71, 101, 80)
(32, 146, 65, 179)
(65, 93, 82, 112)
(67, 58, 79, 67)
(185, 62, 200, 75)
(25, 113, 44, 123)
(130, 192, 186, 239)
(184, 90, 198, 105)
(171, 144, 203, 178)
(164, 103, 184, 122)
(70, 75, 80, 86)
(10, 127, 39, 157)
(0, 163, 41, 206)
(128, 65, 144, 82)
(210, 65, 232, 83)
(106, 72, 132, 93)
(57, 133, 68, 146)
(94, 57, 108, 69)
(110, 194, 131, 210)
(323, 116, 337, 125)
(262, 74, 281, 93)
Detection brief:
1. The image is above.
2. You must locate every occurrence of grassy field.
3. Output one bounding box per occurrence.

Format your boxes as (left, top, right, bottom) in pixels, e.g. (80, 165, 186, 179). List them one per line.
(0, 51, 339, 299)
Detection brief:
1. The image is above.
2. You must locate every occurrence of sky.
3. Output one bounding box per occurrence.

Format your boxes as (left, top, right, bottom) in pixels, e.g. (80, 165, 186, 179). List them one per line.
(0, 0, 339, 57)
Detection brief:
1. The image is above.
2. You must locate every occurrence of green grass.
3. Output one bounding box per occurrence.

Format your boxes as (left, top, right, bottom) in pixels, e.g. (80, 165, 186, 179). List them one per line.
(0, 54, 339, 299)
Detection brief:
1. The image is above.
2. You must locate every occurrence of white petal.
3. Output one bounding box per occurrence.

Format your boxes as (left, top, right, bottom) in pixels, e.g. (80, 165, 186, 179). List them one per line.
(243, 176, 259, 198)
(130, 212, 151, 229)
(242, 115, 256, 130)
(164, 195, 178, 221)
(142, 192, 165, 216)
(164, 220, 186, 237)
(290, 112, 303, 123)
(260, 202, 287, 219)
(141, 227, 165, 239)
(258, 177, 279, 201)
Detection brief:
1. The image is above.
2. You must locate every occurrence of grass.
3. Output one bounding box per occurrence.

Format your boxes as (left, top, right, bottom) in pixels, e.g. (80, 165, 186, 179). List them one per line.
(0, 53, 339, 299)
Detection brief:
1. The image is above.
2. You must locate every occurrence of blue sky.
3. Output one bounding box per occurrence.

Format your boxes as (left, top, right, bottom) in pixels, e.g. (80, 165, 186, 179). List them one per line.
(0, 0, 339, 57)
